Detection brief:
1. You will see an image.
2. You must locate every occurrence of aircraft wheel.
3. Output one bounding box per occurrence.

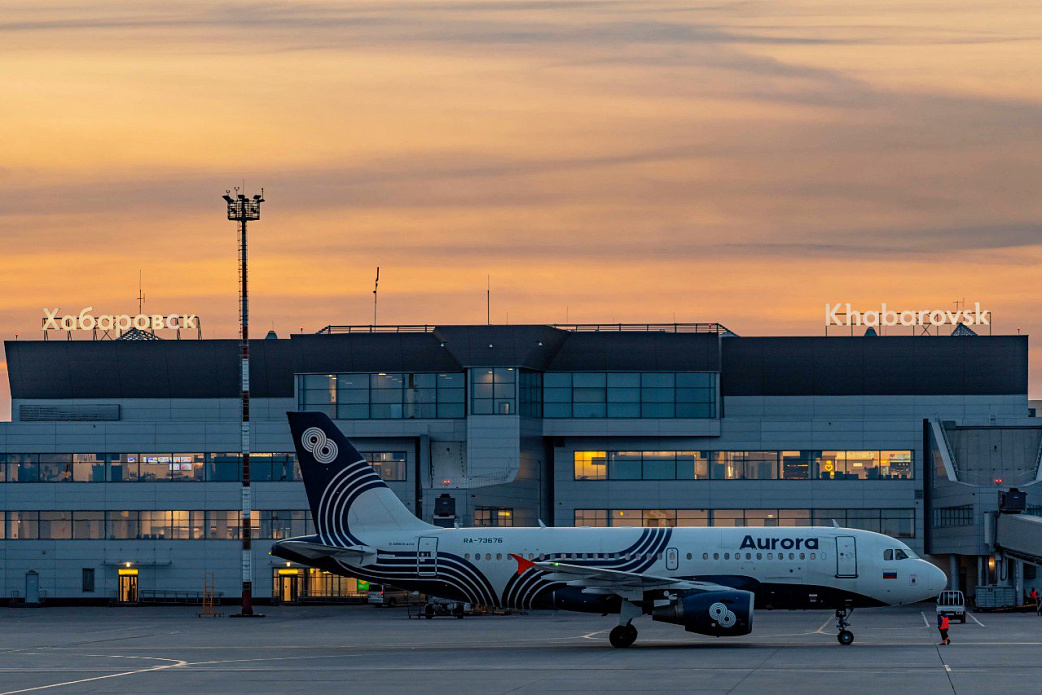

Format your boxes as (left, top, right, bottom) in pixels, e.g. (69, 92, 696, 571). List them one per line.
(609, 625, 638, 648)
(837, 630, 854, 646)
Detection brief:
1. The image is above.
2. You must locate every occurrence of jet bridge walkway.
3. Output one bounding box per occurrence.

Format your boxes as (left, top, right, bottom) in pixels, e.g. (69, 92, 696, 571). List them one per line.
(995, 514, 1042, 566)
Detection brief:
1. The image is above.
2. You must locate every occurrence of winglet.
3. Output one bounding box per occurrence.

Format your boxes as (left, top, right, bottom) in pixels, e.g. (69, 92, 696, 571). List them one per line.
(510, 553, 535, 575)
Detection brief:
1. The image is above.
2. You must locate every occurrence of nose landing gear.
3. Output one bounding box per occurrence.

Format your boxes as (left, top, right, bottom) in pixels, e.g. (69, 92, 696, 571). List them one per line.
(835, 608, 854, 646)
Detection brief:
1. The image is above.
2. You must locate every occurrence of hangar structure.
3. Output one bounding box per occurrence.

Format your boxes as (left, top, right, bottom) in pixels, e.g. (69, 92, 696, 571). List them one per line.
(1, 322, 1039, 604)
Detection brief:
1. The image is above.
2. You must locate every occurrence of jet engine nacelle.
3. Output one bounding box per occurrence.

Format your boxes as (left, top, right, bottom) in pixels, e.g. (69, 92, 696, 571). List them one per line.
(651, 590, 754, 636)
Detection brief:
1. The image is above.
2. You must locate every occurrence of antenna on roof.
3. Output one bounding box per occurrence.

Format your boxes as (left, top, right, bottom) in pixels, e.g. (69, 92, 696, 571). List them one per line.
(137, 270, 145, 315)
(486, 275, 491, 326)
(373, 266, 380, 326)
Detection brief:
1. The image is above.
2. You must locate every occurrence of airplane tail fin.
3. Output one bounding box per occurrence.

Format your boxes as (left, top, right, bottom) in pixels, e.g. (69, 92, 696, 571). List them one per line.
(287, 411, 433, 546)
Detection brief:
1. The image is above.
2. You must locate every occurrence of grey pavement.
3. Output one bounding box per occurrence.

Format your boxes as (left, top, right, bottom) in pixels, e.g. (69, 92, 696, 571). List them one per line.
(1, 604, 1039, 694)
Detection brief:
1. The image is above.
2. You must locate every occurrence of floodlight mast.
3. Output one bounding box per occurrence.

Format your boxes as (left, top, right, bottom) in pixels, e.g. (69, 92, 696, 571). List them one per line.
(224, 188, 264, 617)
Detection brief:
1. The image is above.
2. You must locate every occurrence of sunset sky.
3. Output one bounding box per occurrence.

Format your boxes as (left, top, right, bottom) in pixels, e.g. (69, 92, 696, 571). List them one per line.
(3, 1, 1042, 419)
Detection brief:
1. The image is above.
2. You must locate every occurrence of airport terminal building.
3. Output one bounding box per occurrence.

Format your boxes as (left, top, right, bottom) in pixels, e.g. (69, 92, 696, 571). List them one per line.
(1, 322, 1039, 604)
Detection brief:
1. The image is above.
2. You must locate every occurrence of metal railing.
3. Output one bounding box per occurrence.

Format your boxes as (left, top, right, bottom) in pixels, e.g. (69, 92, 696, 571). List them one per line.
(552, 322, 731, 334)
(139, 589, 225, 605)
(316, 325, 436, 334)
(316, 322, 733, 335)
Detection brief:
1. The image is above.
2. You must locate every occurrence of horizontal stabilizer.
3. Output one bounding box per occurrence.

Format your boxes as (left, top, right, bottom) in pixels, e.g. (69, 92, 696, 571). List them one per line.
(274, 539, 377, 565)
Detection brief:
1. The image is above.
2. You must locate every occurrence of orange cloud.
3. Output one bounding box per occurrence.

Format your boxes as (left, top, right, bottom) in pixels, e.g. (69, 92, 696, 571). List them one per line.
(3, 0, 1042, 420)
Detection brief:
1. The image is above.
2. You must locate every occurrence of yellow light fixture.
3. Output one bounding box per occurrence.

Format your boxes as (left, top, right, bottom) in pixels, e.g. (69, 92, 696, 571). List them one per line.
(125, 562, 132, 568)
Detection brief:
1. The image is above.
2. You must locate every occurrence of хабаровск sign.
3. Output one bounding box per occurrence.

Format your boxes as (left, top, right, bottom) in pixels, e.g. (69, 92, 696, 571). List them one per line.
(825, 303, 990, 330)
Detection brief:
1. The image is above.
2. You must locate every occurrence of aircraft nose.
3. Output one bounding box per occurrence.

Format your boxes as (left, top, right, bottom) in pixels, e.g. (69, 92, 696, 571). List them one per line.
(925, 562, 948, 596)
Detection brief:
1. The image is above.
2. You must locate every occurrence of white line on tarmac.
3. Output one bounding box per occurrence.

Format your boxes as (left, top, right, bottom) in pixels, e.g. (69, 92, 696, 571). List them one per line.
(921, 611, 930, 627)
(0, 655, 186, 695)
(814, 615, 834, 634)
(968, 613, 985, 627)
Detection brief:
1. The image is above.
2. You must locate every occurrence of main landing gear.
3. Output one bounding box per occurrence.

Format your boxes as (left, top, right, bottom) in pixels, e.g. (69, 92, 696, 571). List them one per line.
(609, 623, 638, 648)
(835, 607, 854, 646)
(609, 600, 641, 648)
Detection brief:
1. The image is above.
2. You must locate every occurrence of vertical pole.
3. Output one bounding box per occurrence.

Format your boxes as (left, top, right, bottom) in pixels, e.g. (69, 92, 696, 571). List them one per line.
(373, 266, 379, 326)
(240, 214, 253, 615)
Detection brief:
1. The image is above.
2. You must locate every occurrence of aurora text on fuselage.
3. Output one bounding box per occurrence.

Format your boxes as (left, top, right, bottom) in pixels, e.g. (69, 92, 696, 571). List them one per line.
(739, 536, 819, 551)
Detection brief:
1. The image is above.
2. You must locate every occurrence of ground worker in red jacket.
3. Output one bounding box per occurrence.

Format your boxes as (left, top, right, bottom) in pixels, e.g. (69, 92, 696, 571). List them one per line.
(937, 613, 950, 645)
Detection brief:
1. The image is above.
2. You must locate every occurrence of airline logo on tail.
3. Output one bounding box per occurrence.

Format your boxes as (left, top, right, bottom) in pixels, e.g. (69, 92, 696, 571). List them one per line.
(301, 427, 338, 464)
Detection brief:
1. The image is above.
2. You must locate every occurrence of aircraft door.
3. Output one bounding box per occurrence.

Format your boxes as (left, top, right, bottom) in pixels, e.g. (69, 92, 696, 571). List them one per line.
(666, 547, 679, 571)
(835, 536, 857, 578)
(418, 537, 438, 577)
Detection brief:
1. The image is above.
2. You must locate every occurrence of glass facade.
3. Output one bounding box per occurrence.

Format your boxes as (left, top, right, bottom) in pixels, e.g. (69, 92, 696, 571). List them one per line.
(519, 370, 542, 417)
(544, 372, 716, 419)
(474, 506, 514, 527)
(934, 505, 974, 528)
(4, 510, 314, 540)
(299, 369, 720, 420)
(575, 508, 915, 537)
(573, 449, 914, 480)
(363, 452, 407, 481)
(298, 372, 465, 419)
(470, 368, 517, 415)
(0, 452, 408, 483)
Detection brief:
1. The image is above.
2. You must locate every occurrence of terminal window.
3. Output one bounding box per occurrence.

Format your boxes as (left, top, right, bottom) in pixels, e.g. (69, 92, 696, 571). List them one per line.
(363, 452, 407, 481)
(470, 368, 516, 415)
(474, 506, 514, 527)
(572, 449, 914, 481)
(0, 510, 314, 541)
(0, 452, 407, 484)
(934, 505, 974, 527)
(544, 372, 717, 419)
(297, 372, 466, 420)
(574, 508, 915, 537)
(82, 568, 95, 593)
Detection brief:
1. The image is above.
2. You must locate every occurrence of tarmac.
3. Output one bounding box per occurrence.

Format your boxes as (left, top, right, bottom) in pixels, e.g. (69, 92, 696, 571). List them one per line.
(1, 604, 1039, 694)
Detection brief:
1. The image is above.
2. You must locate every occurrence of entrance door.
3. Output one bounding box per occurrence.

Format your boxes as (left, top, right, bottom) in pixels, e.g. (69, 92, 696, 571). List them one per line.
(118, 571, 139, 603)
(835, 536, 857, 578)
(418, 537, 438, 577)
(666, 547, 679, 571)
(276, 570, 299, 603)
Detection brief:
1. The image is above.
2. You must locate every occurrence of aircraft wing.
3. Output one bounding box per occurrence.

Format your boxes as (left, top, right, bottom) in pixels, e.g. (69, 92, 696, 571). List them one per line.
(510, 554, 732, 600)
(273, 539, 377, 565)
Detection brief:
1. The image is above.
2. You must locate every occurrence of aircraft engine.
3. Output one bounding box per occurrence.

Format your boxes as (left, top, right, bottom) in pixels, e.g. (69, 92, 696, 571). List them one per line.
(651, 590, 754, 636)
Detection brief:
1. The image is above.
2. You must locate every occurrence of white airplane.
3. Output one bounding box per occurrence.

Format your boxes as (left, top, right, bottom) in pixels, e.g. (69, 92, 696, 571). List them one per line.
(272, 412, 947, 647)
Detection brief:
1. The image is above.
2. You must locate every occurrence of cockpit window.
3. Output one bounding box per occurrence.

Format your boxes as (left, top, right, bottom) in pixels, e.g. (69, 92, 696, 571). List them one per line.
(885, 548, 915, 561)
(883, 549, 893, 561)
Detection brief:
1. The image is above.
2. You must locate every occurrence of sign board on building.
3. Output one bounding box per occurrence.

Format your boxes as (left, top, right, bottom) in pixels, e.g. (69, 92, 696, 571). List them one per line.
(41, 308, 200, 333)
(825, 303, 991, 331)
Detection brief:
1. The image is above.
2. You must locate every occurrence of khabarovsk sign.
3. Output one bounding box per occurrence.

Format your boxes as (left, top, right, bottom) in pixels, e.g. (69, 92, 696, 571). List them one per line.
(825, 302, 990, 330)
(42, 308, 199, 332)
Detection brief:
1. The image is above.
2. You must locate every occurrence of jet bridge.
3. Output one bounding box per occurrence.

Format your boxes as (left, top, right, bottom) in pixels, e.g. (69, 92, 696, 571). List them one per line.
(995, 514, 1042, 566)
